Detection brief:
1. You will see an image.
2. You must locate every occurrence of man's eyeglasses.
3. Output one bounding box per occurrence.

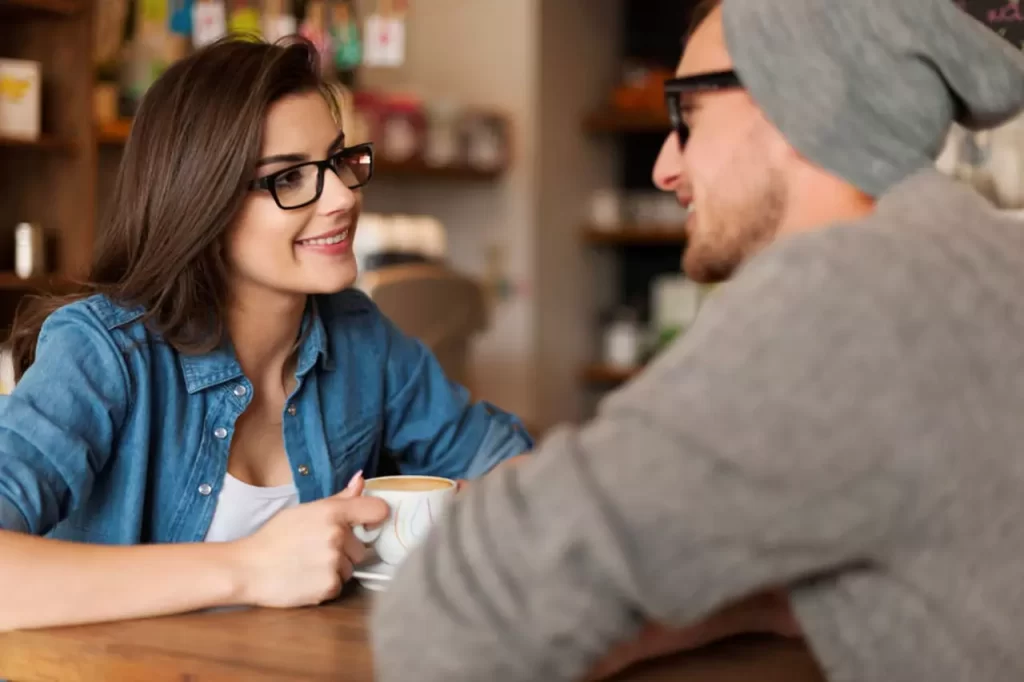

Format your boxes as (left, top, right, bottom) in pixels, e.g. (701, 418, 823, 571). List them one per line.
(250, 142, 374, 210)
(663, 70, 742, 147)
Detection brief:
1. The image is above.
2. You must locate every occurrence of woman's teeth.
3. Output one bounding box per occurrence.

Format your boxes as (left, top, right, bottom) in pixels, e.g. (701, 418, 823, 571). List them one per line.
(298, 230, 347, 246)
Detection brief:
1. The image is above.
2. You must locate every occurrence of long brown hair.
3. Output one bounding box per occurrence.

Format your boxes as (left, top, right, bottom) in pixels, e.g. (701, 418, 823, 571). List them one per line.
(10, 37, 339, 381)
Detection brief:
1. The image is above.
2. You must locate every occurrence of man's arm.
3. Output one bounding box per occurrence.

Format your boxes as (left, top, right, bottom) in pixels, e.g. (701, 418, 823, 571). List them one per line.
(371, 229, 923, 681)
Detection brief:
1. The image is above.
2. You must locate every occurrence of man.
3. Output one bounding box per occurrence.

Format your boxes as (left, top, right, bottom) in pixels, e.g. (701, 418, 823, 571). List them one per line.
(371, 0, 1024, 680)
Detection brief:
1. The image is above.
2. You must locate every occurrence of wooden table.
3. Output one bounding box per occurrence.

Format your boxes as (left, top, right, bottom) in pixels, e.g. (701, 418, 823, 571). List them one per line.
(0, 586, 825, 681)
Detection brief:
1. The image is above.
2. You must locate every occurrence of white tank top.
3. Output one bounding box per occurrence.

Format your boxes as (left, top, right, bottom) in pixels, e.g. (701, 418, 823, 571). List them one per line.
(204, 473, 300, 543)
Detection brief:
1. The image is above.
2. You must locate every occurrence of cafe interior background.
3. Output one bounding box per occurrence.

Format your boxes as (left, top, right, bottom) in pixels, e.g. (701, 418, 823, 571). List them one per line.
(0, 0, 1022, 435)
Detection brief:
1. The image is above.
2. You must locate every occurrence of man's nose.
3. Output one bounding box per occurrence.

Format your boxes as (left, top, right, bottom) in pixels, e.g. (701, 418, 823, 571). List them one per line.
(652, 131, 683, 191)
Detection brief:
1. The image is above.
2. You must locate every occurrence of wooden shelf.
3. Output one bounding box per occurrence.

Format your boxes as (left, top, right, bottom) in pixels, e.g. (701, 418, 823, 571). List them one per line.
(0, 0, 81, 15)
(96, 119, 132, 145)
(0, 0, 95, 331)
(98, 120, 504, 180)
(0, 272, 71, 292)
(0, 134, 71, 151)
(580, 363, 642, 385)
(584, 109, 671, 134)
(376, 157, 504, 181)
(582, 225, 686, 246)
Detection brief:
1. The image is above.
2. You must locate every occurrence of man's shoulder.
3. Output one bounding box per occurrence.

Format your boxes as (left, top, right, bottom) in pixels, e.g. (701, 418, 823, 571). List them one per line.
(667, 170, 1024, 402)
(747, 171, 1024, 306)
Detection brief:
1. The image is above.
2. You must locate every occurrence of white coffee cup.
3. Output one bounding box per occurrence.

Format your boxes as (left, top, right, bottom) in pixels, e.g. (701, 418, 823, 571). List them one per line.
(352, 475, 457, 566)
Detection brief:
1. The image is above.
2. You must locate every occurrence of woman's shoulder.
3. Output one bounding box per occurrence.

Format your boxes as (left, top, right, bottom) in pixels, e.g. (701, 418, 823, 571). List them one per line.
(25, 295, 149, 397)
(44, 293, 143, 332)
(40, 294, 148, 351)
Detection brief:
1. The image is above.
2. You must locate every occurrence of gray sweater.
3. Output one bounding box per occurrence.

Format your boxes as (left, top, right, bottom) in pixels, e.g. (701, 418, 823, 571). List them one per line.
(370, 170, 1024, 682)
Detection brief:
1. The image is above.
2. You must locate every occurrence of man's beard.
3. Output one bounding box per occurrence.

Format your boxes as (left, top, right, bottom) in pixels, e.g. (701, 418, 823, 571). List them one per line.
(682, 169, 786, 284)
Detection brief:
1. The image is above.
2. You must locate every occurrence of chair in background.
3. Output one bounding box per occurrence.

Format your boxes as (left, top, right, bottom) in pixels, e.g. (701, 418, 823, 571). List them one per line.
(359, 262, 489, 393)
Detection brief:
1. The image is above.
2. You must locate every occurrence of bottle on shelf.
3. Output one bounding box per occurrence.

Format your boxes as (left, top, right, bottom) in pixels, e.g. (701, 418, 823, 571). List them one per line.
(14, 221, 45, 280)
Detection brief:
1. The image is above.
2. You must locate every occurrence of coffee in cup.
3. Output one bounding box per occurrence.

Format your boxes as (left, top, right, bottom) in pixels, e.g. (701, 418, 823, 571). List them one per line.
(353, 475, 456, 566)
(364, 477, 453, 492)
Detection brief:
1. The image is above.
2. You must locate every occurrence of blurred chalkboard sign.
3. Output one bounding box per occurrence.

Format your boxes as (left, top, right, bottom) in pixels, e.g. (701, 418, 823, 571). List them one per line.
(958, 0, 1024, 49)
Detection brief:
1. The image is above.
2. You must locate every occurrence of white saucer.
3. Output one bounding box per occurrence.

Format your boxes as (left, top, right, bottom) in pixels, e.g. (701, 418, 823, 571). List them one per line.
(352, 554, 396, 592)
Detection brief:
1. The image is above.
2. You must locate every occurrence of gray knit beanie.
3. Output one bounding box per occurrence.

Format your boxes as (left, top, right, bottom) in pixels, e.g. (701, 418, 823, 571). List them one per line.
(721, 0, 1024, 197)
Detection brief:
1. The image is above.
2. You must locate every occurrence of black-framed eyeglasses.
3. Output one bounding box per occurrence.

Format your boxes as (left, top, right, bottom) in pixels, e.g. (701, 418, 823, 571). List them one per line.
(249, 142, 374, 210)
(664, 70, 742, 148)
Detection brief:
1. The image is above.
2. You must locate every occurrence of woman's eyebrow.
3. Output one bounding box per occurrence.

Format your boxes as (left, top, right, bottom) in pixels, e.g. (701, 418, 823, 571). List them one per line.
(257, 131, 347, 167)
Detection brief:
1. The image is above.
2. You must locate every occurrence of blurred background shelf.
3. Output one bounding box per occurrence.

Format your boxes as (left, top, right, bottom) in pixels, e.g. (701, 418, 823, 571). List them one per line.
(582, 224, 686, 246)
(0, 0, 94, 314)
(375, 157, 504, 181)
(97, 120, 505, 181)
(579, 363, 642, 386)
(0, 0, 81, 15)
(0, 272, 72, 292)
(95, 120, 131, 145)
(0, 134, 71, 151)
(584, 109, 671, 134)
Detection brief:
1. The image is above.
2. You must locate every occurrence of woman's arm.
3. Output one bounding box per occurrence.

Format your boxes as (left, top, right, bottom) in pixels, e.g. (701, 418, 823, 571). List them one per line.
(377, 313, 533, 479)
(0, 306, 240, 631)
(0, 478, 389, 632)
(0, 530, 242, 631)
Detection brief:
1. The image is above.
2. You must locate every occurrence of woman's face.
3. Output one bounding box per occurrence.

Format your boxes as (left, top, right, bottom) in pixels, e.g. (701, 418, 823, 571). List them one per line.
(227, 91, 363, 299)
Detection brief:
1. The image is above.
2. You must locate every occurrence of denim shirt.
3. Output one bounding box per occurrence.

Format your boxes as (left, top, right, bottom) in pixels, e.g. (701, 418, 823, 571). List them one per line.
(0, 290, 532, 544)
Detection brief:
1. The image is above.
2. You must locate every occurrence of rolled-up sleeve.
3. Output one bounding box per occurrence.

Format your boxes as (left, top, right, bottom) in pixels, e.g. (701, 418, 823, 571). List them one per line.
(0, 306, 129, 535)
(380, 315, 532, 480)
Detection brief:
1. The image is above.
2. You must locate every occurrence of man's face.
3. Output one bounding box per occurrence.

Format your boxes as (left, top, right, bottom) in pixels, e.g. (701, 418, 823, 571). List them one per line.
(652, 6, 789, 283)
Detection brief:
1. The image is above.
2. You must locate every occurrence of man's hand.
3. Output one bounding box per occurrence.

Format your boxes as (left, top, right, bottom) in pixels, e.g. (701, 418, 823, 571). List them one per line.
(584, 590, 801, 680)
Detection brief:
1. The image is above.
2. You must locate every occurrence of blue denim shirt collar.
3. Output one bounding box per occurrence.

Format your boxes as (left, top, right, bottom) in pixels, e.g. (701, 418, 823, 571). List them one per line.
(178, 297, 332, 394)
(300, 296, 335, 373)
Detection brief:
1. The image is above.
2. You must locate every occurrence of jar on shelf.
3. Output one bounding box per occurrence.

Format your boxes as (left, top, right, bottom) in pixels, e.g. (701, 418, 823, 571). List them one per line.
(379, 96, 426, 164)
(461, 110, 509, 172)
(424, 99, 464, 168)
(601, 308, 643, 370)
(0, 59, 41, 141)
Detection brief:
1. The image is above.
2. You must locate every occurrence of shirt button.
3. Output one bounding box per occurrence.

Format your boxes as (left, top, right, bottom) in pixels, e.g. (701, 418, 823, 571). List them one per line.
(297, 464, 310, 476)
(198, 483, 213, 496)
(233, 385, 248, 397)
(286, 405, 297, 416)
(213, 427, 228, 439)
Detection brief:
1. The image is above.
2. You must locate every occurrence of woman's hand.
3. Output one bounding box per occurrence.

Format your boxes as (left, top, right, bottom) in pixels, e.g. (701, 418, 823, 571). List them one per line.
(584, 590, 801, 680)
(232, 471, 389, 608)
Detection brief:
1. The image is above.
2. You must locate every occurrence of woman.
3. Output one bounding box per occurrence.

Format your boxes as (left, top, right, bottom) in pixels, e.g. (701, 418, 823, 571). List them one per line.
(0, 37, 531, 631)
